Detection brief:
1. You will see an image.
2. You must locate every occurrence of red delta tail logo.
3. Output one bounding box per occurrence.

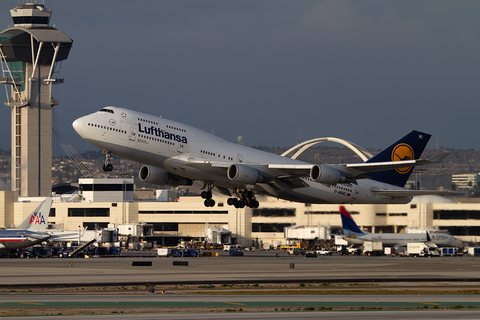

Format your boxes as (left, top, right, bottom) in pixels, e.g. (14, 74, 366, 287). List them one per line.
(29, 212, 46, 225)
(339, 206, 352, 219)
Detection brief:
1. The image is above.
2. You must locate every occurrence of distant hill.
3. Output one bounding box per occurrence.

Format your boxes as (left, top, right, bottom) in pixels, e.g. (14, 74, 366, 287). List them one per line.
(0, 145, 477, 193)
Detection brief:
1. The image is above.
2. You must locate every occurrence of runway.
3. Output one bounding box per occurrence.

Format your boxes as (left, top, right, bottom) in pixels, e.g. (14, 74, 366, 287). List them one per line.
(1, 293, 480, 319)
(1, 251, 480, 287)
(1, 251, 480, 318)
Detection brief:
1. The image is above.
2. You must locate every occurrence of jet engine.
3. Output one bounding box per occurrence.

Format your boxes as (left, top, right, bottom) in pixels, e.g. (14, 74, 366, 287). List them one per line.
(139, 165, 193, 187)
(310, 164, 350, 185)
(227, 164, 264, 184)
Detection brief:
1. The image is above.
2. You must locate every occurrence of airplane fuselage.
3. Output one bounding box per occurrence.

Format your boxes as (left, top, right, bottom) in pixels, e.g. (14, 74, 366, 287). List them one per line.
(0, 230, 50, 253)
(73, 107, 412, 205)
(344, 232, 462, 247)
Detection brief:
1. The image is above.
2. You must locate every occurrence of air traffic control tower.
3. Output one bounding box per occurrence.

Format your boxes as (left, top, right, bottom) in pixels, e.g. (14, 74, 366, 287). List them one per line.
(0, 3, 72, 196)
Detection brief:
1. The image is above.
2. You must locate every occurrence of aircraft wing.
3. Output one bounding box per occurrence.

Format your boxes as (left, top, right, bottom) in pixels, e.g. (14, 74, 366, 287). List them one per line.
(169, 153, 448, 193)
(269, 153, 449, 180)
(17, 232, 51, 241)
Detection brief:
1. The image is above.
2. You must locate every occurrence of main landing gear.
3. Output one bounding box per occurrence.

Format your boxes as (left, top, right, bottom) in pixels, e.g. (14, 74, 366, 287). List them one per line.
(200, 184, 259, 209)
(201, 184, 215, 207)
(227, 190, 259, 209)
(201, 191, 215, 207)
(102, 150, 113, 172)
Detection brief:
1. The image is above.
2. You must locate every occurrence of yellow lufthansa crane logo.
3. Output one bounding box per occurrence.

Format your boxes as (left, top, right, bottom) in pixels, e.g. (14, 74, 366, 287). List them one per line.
(392, 143, 414, 174)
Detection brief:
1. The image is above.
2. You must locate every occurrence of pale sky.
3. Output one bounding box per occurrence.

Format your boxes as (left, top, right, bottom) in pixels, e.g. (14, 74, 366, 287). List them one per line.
(0, 1, 479, 153)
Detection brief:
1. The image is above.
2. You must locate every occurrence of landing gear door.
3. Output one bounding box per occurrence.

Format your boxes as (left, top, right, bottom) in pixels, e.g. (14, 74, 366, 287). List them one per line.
(177, 143, 185, 154)
(129, 127, 137, 141)
(352, 185, 359, 200)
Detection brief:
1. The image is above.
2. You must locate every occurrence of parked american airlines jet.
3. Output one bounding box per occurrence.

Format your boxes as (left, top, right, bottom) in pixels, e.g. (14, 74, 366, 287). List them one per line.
(339, 206, 462, 248)
(73, 106, 449, 208)
(0, 198, 53, 255)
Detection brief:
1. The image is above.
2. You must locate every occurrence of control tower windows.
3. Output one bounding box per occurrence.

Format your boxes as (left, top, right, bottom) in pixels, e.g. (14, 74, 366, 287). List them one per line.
(12, 16, 49, 25)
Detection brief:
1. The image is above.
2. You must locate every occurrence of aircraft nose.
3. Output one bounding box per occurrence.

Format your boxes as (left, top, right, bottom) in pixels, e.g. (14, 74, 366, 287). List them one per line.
(72, 117, 84, 134)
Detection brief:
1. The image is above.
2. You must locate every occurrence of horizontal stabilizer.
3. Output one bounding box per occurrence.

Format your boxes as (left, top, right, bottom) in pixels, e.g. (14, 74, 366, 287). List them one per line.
(345, 153, 450, 174)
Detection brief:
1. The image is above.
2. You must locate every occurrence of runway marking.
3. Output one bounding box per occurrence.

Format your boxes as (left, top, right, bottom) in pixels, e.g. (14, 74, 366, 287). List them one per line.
(411, 302, 441, 306)
(219, 302, 246, 306)
(17, 302, 45, 305)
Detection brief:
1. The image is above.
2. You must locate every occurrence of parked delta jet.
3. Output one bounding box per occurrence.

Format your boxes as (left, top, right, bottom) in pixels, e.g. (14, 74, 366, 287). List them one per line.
(73, 106, 450, 208)
(0, 198, 53, 255)
(339, 206, 462, 247)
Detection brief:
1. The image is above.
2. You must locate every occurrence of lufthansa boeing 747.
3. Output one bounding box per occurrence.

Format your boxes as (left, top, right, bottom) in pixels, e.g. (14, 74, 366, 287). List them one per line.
(73, 106, 450, 208)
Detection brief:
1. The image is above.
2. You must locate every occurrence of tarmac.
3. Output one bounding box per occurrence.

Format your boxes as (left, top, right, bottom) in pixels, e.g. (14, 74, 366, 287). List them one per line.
(1, 250, 480, 287)
(2, 251, 480, 318)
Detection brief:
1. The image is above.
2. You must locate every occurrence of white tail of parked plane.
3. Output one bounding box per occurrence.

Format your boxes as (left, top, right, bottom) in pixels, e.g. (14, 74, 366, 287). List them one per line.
(15, 198, 52, 232)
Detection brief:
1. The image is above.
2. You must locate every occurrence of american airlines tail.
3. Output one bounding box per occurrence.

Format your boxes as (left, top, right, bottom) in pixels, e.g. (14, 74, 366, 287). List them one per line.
(15, 198, 52, 232)
(366, 130, 431, 187)
(339, 206, 366, 236)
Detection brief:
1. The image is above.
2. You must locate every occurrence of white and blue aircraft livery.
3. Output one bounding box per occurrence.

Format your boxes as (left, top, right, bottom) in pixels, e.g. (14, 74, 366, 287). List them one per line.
(73, 106, 450, 208)
(340, 206, 462, 248)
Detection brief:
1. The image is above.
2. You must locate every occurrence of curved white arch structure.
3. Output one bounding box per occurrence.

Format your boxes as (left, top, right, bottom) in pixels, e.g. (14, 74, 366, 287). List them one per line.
(281, 137, 374, 162)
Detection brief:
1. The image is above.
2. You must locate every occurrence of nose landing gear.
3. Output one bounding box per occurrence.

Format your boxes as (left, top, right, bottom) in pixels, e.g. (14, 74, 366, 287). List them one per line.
(102, 150, 113, 172)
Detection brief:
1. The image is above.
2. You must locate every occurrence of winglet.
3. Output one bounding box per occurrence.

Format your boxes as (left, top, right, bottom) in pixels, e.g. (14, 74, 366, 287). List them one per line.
(426, 231, 432, 242)
(424, 153, 450, 164)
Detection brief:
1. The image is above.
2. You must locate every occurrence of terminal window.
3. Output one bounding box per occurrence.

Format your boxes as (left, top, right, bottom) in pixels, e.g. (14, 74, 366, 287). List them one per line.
(442, 226, 480, 236)
(68, 208, 110, 217)
(434, 210, 480, 220)
(308, 210, 359, 215)
(252, 223, 293, 233)
(83, 222, 109, 230)
(149, 223, 179, 232)
(252, 208, 295, 217)
(139, 210, 228, 214)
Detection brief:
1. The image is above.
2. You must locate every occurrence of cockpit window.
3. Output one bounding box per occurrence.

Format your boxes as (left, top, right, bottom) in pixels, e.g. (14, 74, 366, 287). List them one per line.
(99, 108, 114, 114)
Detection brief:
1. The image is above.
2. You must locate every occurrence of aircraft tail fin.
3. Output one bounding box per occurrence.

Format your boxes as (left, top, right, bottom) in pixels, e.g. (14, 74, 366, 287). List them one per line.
(340, 206, 366, 236)
(16, 198, 52, 232)
(365, 130, 431, 187)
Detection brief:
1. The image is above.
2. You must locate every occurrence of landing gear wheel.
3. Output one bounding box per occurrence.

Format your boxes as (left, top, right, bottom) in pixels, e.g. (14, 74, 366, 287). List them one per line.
(102, 164, 113, 172)
(204, 199, 215, 207)
(234, 200, 245, 209)
(229, 190, 259, 208)
(201, 191, 212, 199)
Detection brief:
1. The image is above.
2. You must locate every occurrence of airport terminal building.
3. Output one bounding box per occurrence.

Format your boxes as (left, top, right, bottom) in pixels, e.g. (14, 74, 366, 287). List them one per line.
(1, 186, 479, 248)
